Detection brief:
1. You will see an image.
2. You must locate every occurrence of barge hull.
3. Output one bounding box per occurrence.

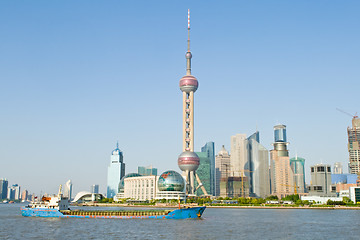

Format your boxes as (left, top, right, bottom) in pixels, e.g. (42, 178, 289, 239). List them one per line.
(20, 206, 205, 219)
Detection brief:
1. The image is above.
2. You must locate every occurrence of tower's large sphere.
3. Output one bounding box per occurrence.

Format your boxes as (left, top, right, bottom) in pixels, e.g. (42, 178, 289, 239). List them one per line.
(178, 151, 200, 171)
(158, 170, 185, 191)
(179, 75, 198, 92)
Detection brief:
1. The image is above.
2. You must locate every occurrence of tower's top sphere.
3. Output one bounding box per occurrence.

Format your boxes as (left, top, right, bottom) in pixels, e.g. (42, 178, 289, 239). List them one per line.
(186, 52, 192, 59)
(179, 75, 198, 93)
(178, 151, 200, 171)
(158, 170, 185, 192)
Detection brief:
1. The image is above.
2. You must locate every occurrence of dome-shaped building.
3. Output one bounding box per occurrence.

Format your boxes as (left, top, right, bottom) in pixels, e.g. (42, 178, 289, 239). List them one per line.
(118, 173, 142, 193)
(158, 170, 185, 191)
(156, 170, 186, 200)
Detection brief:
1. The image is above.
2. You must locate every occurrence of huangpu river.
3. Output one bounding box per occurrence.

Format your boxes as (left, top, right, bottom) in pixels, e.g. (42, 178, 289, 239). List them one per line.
(2, 203, 360, 239)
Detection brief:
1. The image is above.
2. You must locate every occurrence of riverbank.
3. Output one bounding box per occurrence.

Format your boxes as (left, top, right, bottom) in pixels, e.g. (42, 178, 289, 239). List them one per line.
(73, 203, 360, 210)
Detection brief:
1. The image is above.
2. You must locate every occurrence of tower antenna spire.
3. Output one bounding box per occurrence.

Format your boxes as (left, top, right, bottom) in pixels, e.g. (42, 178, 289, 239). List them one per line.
(186, 9, 192, 75)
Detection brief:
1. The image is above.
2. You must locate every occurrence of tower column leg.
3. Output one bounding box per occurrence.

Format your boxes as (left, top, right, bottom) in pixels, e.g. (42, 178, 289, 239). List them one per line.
(190, 171, 195, 195)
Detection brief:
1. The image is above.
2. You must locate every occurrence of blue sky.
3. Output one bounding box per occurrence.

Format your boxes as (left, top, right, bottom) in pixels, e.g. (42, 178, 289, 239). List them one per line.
(1, 1, 360, 195)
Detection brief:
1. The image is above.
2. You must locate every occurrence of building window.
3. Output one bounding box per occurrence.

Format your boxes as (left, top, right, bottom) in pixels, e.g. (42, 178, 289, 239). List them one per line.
(317, 166, 325, 172)
(311, 167, 314, 172)
(327, 167, 331, 172)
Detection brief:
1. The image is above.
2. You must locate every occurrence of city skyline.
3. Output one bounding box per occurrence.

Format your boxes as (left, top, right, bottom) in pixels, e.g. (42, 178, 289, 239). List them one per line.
(1, 1, 360, 194)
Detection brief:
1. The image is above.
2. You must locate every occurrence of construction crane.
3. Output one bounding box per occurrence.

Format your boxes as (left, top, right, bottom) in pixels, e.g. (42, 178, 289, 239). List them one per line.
(239, 169, 253, 198)
(280, 183, 299, 195)
(336, 108, 358, 119)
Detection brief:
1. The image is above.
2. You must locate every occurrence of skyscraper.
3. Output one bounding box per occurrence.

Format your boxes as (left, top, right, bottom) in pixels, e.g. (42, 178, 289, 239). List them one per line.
(290, 156, 306, 194)
(91, 184, 99, 194)
(333, 162, 343, 174)
(215, 145, 230, 197)
(107, 143, 125, 198)
(194, 151, 211, 196)
(7, 184, 20, 200)
(247, 132, 270, 198)
(230, 134, 248, 178)
(0, 178, 8, 200)
(348, 117, 360, 174)
(270, 124, 294, 198)
(21, 190, 28, 201)
(308, 164, 336, 196)
(230, 133, 249, 197)
(177, 10, 200, 195)
(201, 142, 215, 195)
(64, 180, 73, 200)
(138, 166, 158, 176)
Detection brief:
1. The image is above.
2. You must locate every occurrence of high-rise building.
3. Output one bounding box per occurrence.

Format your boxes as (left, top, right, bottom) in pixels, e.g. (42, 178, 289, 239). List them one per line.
(247, 132, 270, 198)
(91, 184, 99, 194)
(215, 145, 231, 197)
(7, 184, 20, 200)
(63, 180, 73, 200)
(0, 178, 8, 199)
(230, 134, 248, 178)
(194, 152, 211, 196)
(270, 124, 294, 199)
(308, 164, 336, 196)
(201, 142, 215, 195)
(348, 117, 360, 174)
(290, 156, 306, 193)
(21, 190, 28, 201)
(333, 162, 343, 174)
(138, 166, 158, 176)
(230, 133, 252, 197)
(177, 10, 201, 195)
(107, 143, 126, 198)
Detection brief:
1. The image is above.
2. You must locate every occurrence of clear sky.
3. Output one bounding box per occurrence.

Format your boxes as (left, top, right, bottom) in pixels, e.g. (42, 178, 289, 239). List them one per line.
(1, 1, 360, 196)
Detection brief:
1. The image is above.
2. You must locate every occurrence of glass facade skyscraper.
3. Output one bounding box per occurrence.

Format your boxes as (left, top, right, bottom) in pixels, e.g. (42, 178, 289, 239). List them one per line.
(138, 166, 158, 176)
(107, 144, 125, 198)
(201, 142, 215, 195)
(194, 152, 211, 196)
(289, 156, 306, 193)
(0, 179, 8, 200)
(247, 132, 270, 198)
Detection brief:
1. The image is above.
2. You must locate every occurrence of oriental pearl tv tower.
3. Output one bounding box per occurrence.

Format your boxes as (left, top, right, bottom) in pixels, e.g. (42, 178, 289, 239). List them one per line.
(177, 9, 200, 195)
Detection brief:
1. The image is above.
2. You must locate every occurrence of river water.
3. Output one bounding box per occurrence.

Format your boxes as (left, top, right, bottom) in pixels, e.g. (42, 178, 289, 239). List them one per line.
(1, 203, 360, 239)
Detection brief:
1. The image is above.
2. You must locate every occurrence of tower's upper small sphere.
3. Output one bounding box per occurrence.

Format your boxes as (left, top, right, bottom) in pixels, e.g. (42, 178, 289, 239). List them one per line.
(178, 151, 200, 171)
(186, 52, 192, 59)
(179, 75, 198, 93)
(158, 170, 185, 191)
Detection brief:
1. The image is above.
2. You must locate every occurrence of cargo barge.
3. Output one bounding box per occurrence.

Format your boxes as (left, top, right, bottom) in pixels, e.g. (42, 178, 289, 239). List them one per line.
(20, 188, 205, 219)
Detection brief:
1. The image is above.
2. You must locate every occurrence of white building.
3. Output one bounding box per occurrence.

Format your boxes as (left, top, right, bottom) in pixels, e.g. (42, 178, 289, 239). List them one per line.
(124, 176, 158, 201)
(349, 186, 360, 204)
(121, 174, 186, 201)
(230, 134, 248, 178)
(63, 180, 73, 200)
